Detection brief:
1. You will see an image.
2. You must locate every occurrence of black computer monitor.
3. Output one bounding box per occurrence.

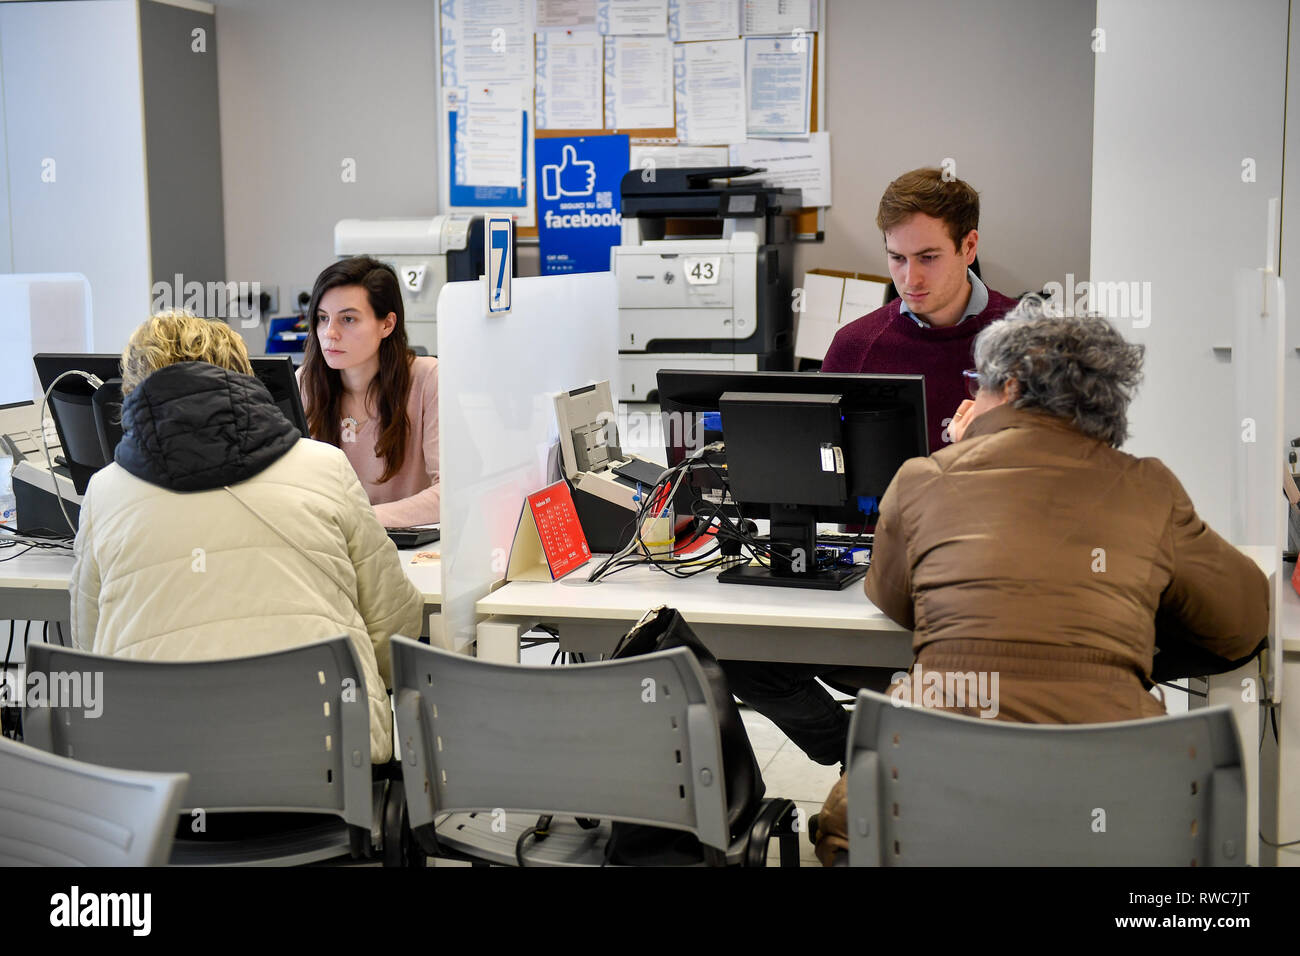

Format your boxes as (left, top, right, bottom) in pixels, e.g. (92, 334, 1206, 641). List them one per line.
(656, 369, 928, 590)
(33, 353, 310, 495)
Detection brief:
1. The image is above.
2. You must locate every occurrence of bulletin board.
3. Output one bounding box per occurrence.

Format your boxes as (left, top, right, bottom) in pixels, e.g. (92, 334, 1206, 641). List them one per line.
(433, 0, 829, 241)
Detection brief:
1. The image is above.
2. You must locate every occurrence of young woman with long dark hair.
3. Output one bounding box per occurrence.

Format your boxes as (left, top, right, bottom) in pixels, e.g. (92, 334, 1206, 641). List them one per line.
(298, 256, 440, 527)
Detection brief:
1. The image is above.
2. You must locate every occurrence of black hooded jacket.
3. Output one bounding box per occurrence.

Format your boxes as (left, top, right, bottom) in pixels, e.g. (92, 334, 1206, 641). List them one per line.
(114, 362, 300, 492)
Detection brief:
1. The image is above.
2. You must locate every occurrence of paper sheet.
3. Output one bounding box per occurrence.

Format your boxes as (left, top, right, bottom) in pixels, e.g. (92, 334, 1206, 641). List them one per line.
(628, 144, 729, 173)
(840, 278, 888, 323)
(535, 0, 596, 29)
(463, 85, 526, 188)
(674, 39, 746, 145)
(596, 0, 668, 35)
(605, 36, 674, 128)
(729, 131, 829, 205)
(741, 0, 816, 35)
(668, 0, 740, 41)
(442, 0, 534, 88)
(794, 271, 845, 361)
(744, 34, 811, 137)
(536, 29, 603, 128)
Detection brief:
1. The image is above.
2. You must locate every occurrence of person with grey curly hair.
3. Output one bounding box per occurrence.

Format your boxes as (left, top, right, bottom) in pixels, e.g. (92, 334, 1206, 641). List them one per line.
(813, 294, 1269, 865)
(949, 294, 1143, 445)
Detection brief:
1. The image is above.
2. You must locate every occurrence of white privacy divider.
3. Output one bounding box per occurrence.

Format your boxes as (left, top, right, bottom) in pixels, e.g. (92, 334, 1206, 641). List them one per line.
(0, 273, 94, 405)
(1232, 265, 1286, 705)
(435, 272, 619, 653)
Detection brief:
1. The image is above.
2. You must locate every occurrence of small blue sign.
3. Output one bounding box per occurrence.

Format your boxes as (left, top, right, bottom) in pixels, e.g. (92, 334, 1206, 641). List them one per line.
(486, 217, 513, 314)
(535, 135, 629, 275)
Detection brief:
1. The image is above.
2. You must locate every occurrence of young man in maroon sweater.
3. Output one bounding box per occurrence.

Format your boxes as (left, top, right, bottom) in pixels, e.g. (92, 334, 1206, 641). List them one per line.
(722, 169, 1019, 774)
(822, 167, 1018, 452)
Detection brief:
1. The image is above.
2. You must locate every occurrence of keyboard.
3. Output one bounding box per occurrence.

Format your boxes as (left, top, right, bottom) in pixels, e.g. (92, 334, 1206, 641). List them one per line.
(387, 526, 440, 548)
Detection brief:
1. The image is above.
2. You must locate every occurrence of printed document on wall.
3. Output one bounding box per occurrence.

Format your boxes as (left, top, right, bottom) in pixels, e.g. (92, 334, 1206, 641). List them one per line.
(730, 131, 829, 205)
(605, 36, 674, 128)
(675, 39, 746, 145)
(464, 85, 526, 188)
(535, 0, 596, 29)
(741, 0, 815, 35)
(442, 0, 534, 89)
(668, 0, 740, 41)
(745, 34, 811, 137)
(537, 30, 603, 128)
(596, 0, 667, 35)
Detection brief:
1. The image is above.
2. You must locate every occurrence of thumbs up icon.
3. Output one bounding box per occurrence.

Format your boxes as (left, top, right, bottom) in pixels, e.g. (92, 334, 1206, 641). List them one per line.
(542, 144, 596, 201)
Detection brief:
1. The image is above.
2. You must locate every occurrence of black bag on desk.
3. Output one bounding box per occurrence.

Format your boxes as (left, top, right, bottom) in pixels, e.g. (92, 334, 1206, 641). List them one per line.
(605, 605, 766, 865)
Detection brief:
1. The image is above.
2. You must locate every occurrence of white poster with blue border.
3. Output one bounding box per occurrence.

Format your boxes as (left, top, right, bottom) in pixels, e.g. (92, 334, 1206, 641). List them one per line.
(536, 135, 630, 274)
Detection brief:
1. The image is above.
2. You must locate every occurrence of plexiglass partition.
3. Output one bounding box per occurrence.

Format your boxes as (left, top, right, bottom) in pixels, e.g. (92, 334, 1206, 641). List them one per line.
(435, 272, 619, 653)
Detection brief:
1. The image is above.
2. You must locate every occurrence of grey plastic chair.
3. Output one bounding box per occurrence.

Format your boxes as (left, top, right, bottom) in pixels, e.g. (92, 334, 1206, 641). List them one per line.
(23, 637, 383, 866)
(390, 636, 798, 866)
(0, 735, 187, 866)
(845, 689, 1246, 866)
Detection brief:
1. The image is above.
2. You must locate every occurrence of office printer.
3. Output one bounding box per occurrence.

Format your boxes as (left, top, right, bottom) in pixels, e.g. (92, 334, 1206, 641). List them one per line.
(610, 166, 802, 402)
(554, 382, 679, 554)
(334, 215, 490, 356)
(0, 402, 80, 536)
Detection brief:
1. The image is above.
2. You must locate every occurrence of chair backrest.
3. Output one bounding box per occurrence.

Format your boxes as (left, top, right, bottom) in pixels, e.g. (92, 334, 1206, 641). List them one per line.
(846, 690, 1246, 866)
(0, 735, 187, 866)
(23, 637, 372, 828)
(390, 636, 730, 851)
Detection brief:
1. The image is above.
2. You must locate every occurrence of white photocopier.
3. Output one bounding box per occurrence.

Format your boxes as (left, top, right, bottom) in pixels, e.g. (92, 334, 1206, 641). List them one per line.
(334, 215, 489, 355)
(610, 166, 802, 402)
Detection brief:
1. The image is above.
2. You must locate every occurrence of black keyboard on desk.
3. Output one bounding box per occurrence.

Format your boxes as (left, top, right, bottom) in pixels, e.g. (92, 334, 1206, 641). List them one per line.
(387, 526, 440, 548)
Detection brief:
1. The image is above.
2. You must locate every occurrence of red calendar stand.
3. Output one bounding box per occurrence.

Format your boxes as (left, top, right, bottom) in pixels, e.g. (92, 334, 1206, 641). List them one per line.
(505, 480, 592, 582)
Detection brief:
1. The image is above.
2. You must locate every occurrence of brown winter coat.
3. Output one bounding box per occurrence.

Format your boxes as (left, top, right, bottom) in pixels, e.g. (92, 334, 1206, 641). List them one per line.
(816, 403, 1269, 865)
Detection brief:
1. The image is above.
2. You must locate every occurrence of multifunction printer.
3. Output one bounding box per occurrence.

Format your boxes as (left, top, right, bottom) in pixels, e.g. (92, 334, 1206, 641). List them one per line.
(610, 166, 802, 402)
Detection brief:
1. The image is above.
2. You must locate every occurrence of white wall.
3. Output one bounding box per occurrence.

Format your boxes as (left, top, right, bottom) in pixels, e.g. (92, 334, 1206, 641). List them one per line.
(0, 0, 152, 352)
(1091, 0, 1288, 530)
(797, 0, 1097, 296)
(213, 0, 439, 353)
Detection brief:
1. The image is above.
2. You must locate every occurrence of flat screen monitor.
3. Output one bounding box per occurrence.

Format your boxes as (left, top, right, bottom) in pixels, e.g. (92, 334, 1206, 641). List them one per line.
(32, 353, 310, 495)
(656, 368, 928, 589)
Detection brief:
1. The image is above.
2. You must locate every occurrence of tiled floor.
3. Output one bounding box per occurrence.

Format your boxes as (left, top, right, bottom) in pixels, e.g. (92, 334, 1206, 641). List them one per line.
(741, 708, 841, 867)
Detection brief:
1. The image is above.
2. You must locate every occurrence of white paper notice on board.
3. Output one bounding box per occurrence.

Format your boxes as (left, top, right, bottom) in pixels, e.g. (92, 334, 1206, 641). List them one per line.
(741, 0, 816, 35)
(537, 29, 603, 129)
(629, 144, 728, 173)
(444, 0, 534, 88)
(667, 0, 740, 41)
(675, 39, 746, 145)
(596, 0, 668, 35)
(536, 0, 596, 29)
(464, 85, 525, 188)
(729, 132, 830, 206)
(605, 36, 674, 128)
(745, 34, 811, 137)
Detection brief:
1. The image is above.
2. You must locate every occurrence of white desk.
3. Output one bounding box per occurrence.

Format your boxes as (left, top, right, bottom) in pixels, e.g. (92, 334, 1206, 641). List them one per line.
(474, 560, 912, 667)
(0, 546, 442, 640)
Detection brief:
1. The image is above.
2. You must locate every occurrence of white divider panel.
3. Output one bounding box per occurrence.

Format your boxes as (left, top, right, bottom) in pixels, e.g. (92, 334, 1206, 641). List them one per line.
(436, 272, 619, 653)
(0, 273, 94, 405)
(1232, 267, 1286, 704)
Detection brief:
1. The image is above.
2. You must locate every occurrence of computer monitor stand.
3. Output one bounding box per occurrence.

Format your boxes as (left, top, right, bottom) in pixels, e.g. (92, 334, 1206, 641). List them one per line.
(716, 505, 869, 591)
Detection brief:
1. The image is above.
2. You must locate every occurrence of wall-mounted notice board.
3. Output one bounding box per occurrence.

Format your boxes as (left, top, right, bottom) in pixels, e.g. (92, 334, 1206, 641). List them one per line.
(434, 0, 829, 241)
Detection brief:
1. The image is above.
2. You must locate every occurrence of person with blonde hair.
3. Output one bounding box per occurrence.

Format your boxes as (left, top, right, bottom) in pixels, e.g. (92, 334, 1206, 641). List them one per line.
(70, 310, 422, 762)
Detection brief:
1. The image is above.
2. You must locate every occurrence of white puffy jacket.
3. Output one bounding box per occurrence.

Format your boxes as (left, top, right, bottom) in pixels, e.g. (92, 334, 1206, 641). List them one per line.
(69, 362, 424, 761)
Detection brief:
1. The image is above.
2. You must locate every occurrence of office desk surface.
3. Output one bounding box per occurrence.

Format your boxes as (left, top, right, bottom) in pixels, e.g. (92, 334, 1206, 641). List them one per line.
(478, 560, 900, 632)
(0, 547, 442, 605)
(474, 559, 912, 667)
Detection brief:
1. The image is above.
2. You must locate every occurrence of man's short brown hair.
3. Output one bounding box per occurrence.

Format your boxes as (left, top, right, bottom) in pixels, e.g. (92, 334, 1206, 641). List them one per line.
(876, 168, 980, 250)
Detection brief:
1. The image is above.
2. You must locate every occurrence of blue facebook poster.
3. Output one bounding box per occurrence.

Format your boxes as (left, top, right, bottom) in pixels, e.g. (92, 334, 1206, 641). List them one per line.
(535, 135, 629, 275)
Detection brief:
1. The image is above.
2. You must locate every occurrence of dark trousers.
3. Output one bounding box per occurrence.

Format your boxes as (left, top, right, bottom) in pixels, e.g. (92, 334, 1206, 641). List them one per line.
(719, 661, 898, 767)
